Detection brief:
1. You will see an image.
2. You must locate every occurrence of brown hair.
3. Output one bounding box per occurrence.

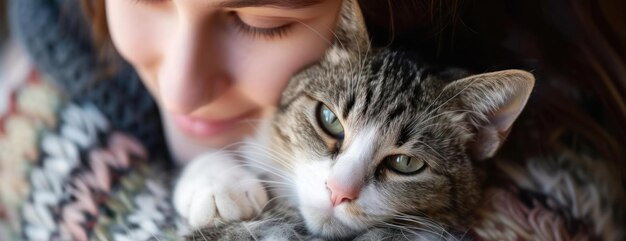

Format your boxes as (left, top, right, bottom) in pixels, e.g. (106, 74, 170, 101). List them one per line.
(81, 0, 108, 49)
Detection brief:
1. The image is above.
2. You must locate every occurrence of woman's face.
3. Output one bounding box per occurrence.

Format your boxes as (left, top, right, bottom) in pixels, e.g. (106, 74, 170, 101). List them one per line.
(105, 0, 342, 163)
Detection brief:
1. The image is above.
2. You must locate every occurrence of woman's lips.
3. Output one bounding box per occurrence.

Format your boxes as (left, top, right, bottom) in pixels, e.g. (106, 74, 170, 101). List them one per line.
(173, 112, 252, 138)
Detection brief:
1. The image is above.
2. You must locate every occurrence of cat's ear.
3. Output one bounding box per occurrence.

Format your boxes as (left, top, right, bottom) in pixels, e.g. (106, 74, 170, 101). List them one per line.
(442, 70, 535, 160)
(341, 0, 369, 46)
(328, 0, 370, 55)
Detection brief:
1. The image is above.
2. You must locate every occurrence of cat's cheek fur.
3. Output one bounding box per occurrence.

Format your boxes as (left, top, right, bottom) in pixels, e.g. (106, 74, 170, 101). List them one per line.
(294, 160, 332, 215)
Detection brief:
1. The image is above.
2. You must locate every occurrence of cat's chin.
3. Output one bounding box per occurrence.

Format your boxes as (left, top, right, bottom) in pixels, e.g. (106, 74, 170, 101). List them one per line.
(292, 161, 371, 238)
(300, 205, 366, 239)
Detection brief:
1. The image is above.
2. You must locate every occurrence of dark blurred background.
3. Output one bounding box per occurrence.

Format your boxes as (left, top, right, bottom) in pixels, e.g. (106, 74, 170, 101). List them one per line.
(1, 0, 7, 43)
(361, 0, 626, 182)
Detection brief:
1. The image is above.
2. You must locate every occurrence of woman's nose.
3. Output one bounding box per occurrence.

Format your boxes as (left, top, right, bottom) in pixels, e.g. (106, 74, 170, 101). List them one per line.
(158, 19, 227, 115)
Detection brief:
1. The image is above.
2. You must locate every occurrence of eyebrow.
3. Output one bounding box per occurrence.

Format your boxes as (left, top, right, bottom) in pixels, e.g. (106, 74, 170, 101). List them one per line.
(218, 0, 323, 9)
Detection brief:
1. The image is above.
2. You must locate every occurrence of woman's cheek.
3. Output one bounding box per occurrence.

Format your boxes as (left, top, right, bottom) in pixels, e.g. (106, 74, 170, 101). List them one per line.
(232, 36, 331, 106)
(241, 61, 295, 106)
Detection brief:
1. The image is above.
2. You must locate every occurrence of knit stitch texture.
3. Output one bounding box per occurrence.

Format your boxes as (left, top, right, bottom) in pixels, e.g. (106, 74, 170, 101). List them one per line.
(8, 0, 168, 158)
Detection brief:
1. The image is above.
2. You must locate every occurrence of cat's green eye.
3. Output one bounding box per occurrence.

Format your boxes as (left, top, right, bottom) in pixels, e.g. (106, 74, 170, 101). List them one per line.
(385, 155, 426, 174)
(317, 104, 344, 139)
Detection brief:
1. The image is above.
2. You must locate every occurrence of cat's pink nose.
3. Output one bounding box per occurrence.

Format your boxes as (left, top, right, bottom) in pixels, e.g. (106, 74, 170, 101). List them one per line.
(326, 178, 359, 207)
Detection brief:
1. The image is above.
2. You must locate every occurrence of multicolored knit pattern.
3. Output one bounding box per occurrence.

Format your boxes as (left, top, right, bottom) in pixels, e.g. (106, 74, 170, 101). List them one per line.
(1, 70, 61, 240)
(0, 70, 186, 241)
(20, 105, 184, 241)
(1, 69, 622, 240)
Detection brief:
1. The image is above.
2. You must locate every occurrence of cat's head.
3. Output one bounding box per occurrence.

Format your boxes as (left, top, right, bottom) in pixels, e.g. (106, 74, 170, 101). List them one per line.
(266, 0, 535, 239)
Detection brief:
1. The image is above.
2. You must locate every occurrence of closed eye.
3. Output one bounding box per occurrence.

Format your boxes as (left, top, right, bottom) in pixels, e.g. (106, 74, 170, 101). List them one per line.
(131, 0, 169, 4)
(230, 12, 293, 39)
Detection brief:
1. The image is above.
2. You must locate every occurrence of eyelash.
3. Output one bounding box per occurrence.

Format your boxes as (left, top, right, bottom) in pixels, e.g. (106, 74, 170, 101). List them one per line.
(131, 0, 168, 4)
(229, 13, 292, 40)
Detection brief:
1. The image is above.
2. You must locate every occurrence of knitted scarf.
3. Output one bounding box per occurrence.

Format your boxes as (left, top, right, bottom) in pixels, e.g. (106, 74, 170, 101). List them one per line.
(8, 0, 168, 159)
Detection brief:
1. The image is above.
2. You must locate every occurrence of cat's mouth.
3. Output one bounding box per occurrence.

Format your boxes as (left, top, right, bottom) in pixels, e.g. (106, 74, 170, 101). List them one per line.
(300, 202, 369, 239)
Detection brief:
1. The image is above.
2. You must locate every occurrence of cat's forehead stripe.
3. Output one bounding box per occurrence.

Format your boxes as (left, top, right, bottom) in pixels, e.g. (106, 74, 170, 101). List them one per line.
(342, 92, 356, 119)
(396, 123, 412, 147)
(340, 52, 424, 122)
(386, 103, 407, 123)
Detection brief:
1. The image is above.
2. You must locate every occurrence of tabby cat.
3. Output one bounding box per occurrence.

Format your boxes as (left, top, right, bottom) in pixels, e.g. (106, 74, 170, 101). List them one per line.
(174, 0, 535, 240)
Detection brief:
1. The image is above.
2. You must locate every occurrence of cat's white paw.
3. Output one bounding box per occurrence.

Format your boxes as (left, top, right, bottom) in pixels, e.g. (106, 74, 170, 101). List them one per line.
(173, 152, 269, 228)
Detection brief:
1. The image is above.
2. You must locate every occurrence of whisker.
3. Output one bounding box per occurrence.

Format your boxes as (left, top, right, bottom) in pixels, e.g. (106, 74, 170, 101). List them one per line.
(236, 144, 297, 168)
(368, 209, 461, 240)
(226, 163, 292, 184)
(415, 109, 481, 132)
(416, 77, 482, 130)
(232, 149, 294, 173)
(242, 223, 260, 241)
(414, 140, 446, 162)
